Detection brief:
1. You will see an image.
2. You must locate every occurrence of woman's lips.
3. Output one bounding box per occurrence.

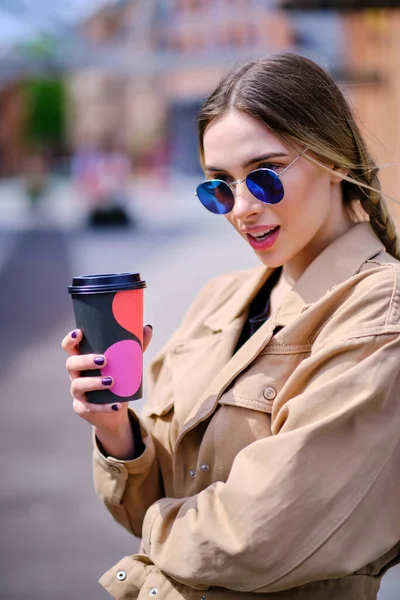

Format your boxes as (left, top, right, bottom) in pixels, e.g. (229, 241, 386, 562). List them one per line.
(246, 226, 280, 250)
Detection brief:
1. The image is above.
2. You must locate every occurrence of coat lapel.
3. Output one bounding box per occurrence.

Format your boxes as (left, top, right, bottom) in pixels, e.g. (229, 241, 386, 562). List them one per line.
(166, 315, 247, 429)
(275, 222, 384, 328)
(176, 268, 279, 444)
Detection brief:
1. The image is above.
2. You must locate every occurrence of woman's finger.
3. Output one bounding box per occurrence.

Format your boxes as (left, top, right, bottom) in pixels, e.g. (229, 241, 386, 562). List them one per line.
(72, 396, 123, 415)
(61, 329, 82, 355)
(66, 353, 107, 378)
(70, 375, 114, 397)
(143, 324, 153, 352)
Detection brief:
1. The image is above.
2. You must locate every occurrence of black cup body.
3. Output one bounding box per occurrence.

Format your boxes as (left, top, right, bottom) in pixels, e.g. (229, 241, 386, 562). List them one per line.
(69, 273, 146, 404)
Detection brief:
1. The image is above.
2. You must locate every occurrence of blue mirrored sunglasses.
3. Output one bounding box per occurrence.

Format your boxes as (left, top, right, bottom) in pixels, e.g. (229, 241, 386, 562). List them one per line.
(195, 148, 308, 215)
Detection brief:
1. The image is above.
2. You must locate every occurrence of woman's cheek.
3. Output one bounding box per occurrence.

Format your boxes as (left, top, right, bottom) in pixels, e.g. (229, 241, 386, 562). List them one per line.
(225, 213, 240, 232)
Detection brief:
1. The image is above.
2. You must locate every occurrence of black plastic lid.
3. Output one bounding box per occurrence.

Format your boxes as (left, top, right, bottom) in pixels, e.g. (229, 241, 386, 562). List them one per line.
(68, 272, 146, 295)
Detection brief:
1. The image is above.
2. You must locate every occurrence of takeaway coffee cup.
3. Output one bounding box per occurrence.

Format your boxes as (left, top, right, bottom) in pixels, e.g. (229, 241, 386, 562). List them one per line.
(68, 272, 146, 404)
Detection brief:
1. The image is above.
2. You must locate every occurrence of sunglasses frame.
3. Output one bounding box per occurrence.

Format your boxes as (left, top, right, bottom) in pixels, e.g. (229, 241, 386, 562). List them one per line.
(195, 147, 309, 215)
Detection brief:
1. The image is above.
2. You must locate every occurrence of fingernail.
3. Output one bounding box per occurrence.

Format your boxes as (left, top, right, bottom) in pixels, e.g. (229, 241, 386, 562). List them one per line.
(102, 377, 113, 386)
(146, 324, 153, 330)
(94, 356, 105, 366)
(71, 331, 77, 339)
(111, 404, 119, 411)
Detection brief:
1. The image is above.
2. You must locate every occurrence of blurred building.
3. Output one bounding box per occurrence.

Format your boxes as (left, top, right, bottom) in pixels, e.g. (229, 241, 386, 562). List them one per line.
(67, 0, 295, 175)
(282, 0, 400, 219)
(0, 82, 26, 176)
(2, 0, 399, 220)
(71, 0, 400, 190)
(344, 11, 400, 217)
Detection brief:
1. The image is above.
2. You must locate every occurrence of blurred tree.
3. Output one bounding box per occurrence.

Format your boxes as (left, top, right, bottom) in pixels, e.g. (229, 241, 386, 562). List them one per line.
(20, 36, 67, 206)
(22, 76, 66, 207)
(21, 35, 66, 149)
(24, 76, 66, 148)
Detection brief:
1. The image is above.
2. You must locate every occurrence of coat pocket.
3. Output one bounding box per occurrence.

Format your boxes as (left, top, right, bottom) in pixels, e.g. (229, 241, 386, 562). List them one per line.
(219, 384, 275, 414)
(219, 350, 311, 415)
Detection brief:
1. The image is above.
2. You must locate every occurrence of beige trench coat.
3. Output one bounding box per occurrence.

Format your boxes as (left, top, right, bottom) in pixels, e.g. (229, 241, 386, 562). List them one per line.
(93, 222, 400, 600)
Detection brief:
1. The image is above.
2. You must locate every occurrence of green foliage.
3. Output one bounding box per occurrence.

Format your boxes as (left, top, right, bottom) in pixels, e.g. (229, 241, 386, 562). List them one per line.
(24, 77, 66, 147)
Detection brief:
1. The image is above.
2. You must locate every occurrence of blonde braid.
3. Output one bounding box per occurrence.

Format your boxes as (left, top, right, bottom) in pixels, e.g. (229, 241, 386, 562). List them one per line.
(358, 178, 400, 260)
(304, 151, 400, 261)
(343, 121, 400, 260)
(351, 132, 400, 259)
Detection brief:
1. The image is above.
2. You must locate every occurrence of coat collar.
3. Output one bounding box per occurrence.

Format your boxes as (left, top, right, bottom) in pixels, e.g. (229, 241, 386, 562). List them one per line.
(204, 222, 384, 333)
(204, 265, 271, 333)
(275, 222, 384, 327)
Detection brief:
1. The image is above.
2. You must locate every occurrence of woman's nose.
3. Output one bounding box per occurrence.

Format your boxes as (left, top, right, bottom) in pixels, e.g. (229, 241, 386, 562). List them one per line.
(231, 181, 264, 220)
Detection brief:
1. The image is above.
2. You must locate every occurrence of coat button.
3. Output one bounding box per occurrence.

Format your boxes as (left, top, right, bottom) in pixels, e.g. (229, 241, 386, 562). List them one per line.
(199, 464, 209, 472)
(200, 596, 207, 600)
(116, 570, 127, 581)
(263, 386, 277, 401)
(149, 588, 158, 596)
(189, 470, 196, 478)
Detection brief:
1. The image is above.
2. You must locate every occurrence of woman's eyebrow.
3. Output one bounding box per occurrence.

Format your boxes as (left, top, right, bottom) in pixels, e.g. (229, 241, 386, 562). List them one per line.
(205, 152, 288, 172)
(242, 152, 288, 168)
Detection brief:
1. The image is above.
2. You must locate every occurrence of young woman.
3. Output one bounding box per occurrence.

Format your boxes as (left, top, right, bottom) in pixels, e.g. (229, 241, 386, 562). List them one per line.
(62, 53, 400, 599)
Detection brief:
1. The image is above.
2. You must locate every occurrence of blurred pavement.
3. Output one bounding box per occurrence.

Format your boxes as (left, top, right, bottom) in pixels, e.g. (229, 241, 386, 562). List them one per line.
(0, 181, 399, 599)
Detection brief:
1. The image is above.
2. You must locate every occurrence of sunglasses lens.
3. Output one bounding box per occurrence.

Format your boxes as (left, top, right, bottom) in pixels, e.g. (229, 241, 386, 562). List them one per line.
(196, 180, 234, 215)
(246, 169, 284, 204)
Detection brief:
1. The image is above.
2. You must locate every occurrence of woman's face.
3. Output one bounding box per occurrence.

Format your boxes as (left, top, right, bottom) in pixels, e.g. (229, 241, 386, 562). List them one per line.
(202, 109, 352, 281)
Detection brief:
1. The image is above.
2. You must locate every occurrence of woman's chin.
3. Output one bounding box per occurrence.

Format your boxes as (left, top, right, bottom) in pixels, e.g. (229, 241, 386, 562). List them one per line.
(254, 252, 284, 268)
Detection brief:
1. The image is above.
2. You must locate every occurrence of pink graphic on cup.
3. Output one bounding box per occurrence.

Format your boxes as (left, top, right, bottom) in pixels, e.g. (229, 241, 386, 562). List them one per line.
(102, 339, 142, 397)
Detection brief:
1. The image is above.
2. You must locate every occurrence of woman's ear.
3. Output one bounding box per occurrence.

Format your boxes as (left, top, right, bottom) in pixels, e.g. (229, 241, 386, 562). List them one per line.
(330, 166, 349, 184)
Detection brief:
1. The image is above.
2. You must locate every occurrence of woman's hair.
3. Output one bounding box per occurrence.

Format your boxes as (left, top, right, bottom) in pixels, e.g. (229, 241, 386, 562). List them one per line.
(197, 52, 400, 259)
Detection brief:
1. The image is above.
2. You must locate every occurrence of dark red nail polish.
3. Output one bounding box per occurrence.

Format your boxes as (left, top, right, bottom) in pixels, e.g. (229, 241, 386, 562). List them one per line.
(111, 404, 119, 411)
(102, 377, 112, 386)
(71, 331, 77, 339)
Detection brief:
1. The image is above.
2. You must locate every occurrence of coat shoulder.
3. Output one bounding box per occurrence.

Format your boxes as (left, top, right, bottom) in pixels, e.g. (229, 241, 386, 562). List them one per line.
(366, 248, 400, 268)
(359, 252, 400, 321)
(157, 265, 263, 347)
(315, 257, 400, 348)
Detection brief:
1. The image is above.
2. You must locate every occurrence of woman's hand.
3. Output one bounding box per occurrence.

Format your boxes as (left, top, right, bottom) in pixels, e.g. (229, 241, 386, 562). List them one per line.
(61, 326, 153, 458)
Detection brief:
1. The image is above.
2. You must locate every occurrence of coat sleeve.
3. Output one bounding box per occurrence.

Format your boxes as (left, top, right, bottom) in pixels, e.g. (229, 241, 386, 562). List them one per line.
(141, 332, 400, 593)
(92, 408, 165, 537)
(92, 275, 235, 537)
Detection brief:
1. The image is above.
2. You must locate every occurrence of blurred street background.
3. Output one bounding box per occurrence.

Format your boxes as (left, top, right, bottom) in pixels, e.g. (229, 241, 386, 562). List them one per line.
(1, 1, 400, 598)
